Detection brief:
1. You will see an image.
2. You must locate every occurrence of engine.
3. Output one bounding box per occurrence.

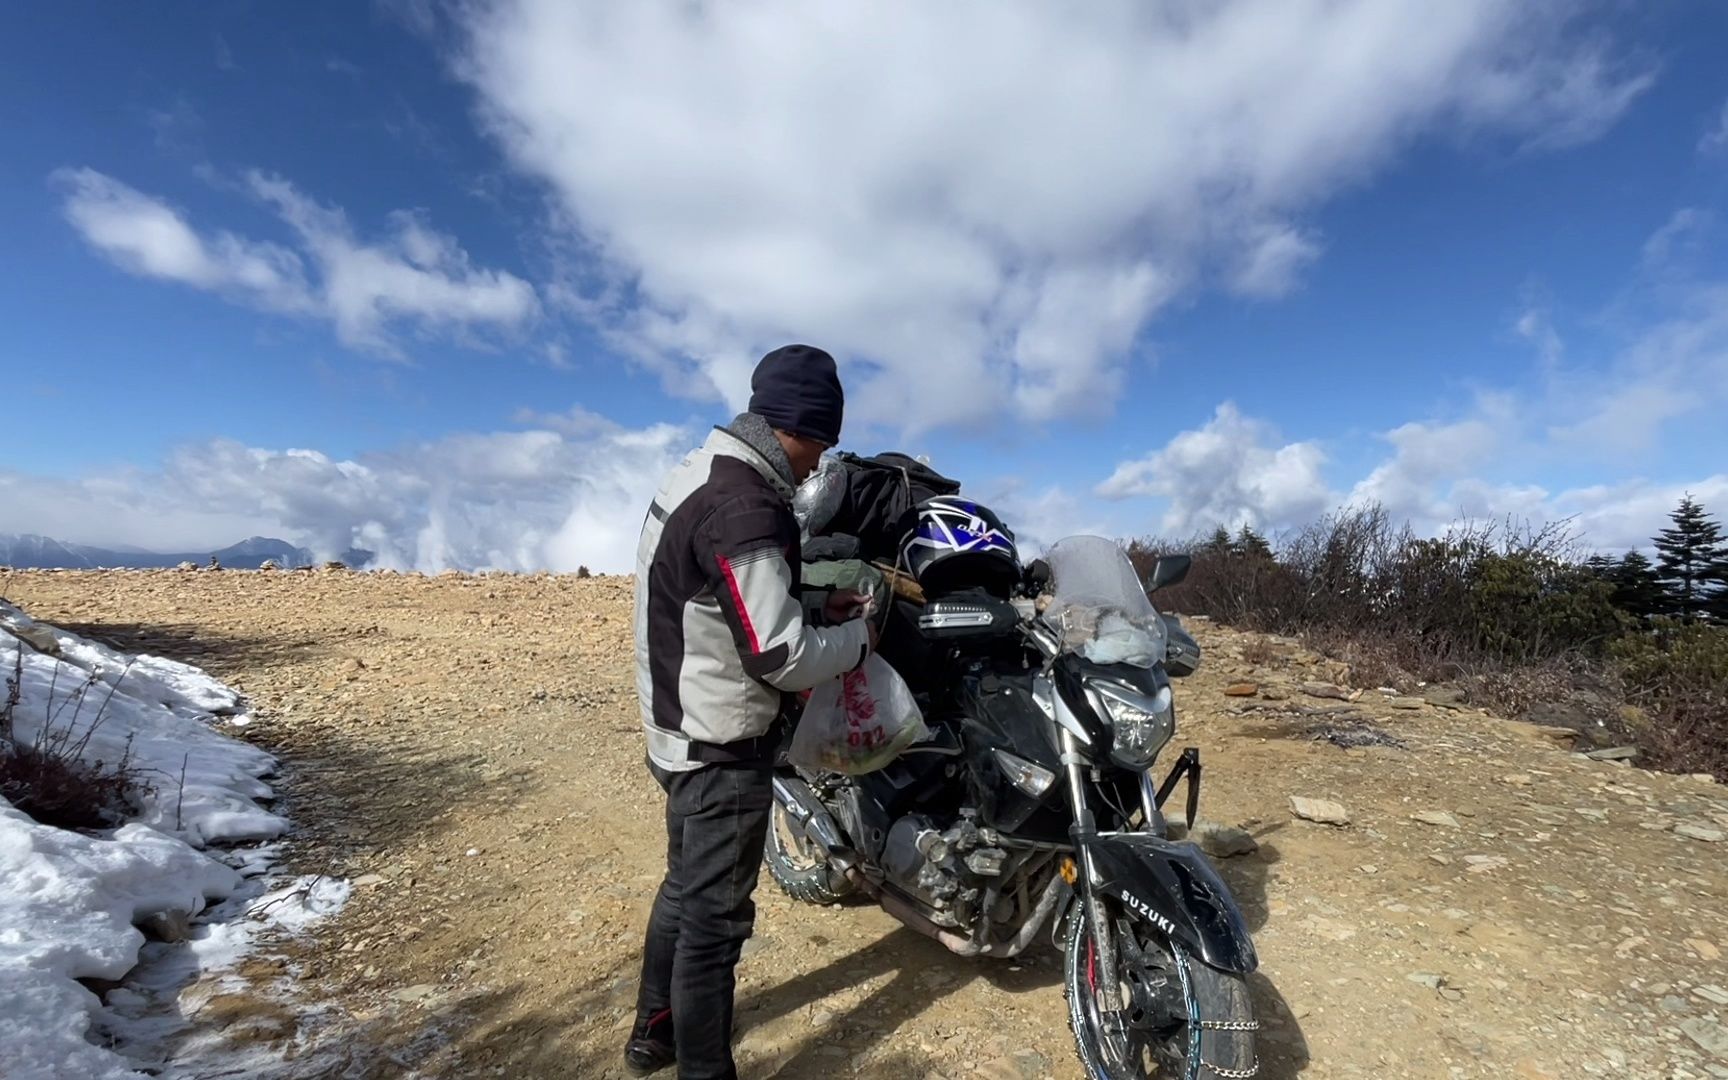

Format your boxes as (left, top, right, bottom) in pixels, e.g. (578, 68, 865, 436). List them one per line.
(878, 811, 1011, 927)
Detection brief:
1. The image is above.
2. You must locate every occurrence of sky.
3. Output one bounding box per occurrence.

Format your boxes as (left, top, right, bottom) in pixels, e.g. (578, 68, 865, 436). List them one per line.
(2, 1, 1727, 573)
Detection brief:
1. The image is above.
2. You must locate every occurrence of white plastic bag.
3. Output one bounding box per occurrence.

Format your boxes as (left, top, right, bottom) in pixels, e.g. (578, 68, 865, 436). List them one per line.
(790, 654, 928, 775)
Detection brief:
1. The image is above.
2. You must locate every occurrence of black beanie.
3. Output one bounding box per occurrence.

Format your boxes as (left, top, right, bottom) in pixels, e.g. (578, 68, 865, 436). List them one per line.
(747, 344, 844, 446)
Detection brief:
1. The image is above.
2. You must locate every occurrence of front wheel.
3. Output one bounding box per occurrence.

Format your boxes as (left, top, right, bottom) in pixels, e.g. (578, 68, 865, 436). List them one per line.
(1064, 900, 1258, 1079)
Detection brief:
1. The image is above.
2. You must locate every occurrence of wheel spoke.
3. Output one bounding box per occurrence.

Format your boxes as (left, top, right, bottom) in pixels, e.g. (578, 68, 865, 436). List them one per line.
(1073, 912, 1198, 1078)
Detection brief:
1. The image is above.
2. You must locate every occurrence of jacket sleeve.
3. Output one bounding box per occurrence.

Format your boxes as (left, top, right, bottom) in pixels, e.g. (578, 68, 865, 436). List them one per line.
(696, 499, 870, 692)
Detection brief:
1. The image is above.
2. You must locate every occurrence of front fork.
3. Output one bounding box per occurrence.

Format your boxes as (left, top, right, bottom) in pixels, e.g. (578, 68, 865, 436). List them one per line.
(1065, 732, 1207, 1014)
(1060, 728, 1124, 1012)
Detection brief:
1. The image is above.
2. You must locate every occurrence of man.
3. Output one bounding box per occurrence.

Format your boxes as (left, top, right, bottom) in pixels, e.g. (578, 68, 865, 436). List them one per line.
(628, 344, 875, 1079)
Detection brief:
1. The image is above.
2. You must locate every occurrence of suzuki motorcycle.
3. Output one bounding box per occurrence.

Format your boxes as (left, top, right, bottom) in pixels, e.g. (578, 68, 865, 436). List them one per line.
(765, 501, 1260, 1080)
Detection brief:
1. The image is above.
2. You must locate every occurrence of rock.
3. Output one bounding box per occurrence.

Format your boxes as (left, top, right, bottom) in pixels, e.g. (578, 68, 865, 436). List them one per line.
(1680, 1017, 1728, 1059)
(139, 909, 193, 944)
(977, 1050, 1050, 1080)
(1524, 724, 1579, 748)
(5, 621, 59, 654)
(1463, 854, 1508, 873)
(1585, 745, 1639, 761)
(1687, 938, 1722, 962)
(1694, 985, 1728, 1007)
(390, 984, 441, 1004)
(1261, 687, 1289, 701)
(1223, 682, 1259, 698)
(1407, 972, 1444, 990)
(1429, 853, 1452, 866)
(1301, 682, 1357, 702)
(176, 560, 199, 572)
(1411, 810, 1461, 828)
(352, 873, 387, 888)
(1193, 821, 1259, 857)
(259, 559, 278, 571)
(1676, 823, 1726, 843)
(1289, 796, 1350, 826)
(1423, 687, 1468, 710)
(1389, 697, 1424, 710)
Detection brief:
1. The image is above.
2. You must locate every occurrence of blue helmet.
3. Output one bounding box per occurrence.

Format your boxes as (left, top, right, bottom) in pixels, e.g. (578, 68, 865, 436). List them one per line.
(902, 496, 1020, 598)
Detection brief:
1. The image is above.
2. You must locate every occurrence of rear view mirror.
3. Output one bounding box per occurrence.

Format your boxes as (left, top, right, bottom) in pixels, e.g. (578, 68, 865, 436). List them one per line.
(1147, 554, 1191, 593)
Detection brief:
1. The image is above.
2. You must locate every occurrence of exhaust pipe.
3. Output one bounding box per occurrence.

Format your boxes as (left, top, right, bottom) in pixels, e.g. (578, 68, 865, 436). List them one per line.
(771, 777, 850, 859)
(772, 776, 1069, 959)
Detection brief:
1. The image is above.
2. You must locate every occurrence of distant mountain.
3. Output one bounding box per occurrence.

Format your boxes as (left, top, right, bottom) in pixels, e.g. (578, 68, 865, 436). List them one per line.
(0, 533, 358, 570)
(0, 534, 107, 569)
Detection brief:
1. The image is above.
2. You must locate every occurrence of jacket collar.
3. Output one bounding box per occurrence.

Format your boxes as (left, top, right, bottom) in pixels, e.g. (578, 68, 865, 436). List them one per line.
(703, 426, 796, 502)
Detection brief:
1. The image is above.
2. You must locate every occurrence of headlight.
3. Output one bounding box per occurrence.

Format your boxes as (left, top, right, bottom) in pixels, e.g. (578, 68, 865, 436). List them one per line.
(1089, 681, 1174, 768)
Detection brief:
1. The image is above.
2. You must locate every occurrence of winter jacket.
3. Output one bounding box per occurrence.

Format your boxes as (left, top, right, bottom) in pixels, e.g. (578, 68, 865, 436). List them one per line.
(634, 424, 871, 771)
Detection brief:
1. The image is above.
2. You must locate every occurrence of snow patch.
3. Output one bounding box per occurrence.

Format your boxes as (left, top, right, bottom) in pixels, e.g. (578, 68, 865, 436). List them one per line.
(0, 600, 343, 1078)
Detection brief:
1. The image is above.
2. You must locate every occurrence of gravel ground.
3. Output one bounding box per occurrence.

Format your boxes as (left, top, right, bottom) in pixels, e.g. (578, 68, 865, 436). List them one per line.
(6, 568, 1728, 1079)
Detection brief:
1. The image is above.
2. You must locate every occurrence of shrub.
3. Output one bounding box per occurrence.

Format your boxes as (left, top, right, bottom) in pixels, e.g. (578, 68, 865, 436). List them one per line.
(1608, 620, 1728, 778)
(1122, 503, 1727, 777)
(1129, 507, 1618, 666)
(1, 647, 149, 831)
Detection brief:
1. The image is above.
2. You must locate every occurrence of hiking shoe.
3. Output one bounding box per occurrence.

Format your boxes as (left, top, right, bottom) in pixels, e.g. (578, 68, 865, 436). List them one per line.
(624, 1009, 676, 1077)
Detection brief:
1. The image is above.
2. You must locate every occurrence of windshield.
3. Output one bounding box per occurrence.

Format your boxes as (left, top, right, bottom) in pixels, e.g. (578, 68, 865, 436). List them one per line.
(1045, 535, 1167, 667)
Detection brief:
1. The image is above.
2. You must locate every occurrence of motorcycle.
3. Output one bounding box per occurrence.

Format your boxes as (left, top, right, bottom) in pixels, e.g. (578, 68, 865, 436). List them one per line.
(765, 509, 1260, 1080)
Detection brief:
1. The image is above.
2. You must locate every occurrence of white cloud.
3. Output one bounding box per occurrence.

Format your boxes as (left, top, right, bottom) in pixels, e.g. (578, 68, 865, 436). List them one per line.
(1454, 39, 1656, 152)
(56, 168, 538, 355)
(1641, 207, 1715, 271)
(1547, 282, 1728, 454)
(1515, 306, 1564, 367)
(974, 479, 1120, 558)
(0, 415, 688, 573)
(56, 168, 314, 313)
(1095, 403, 1333, 536)
(1229, 223, 1324, 299)
(1097, 209, 1728, 547)
(1701, 98, 1728, 155)
(455, 0, 1651, 431)
(1348, 403, 1512, 524)
(1549, 475, 1728, 550)
(1093, 394, 1728, 553)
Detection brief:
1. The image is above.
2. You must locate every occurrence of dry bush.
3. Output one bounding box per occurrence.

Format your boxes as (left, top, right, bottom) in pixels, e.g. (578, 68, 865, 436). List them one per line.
(1239, 635, 1276, 666)
(1610, 620, 1728, 779)
(1, 646, 149, 831)
(1125, 506, 1728, 774)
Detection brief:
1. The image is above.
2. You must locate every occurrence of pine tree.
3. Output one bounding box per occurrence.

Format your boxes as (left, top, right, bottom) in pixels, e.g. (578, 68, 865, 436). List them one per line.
(1653, 495, 1728, 622)
(1235, 525, 1274, 561)
(1608, 550, 1665, 621)
(1202, 526, 1233, 556)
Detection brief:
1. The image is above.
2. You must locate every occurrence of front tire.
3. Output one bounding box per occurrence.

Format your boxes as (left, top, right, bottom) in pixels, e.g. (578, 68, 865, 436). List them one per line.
(763, 801, 855, 904)
(1063, 900, 1257, 1079)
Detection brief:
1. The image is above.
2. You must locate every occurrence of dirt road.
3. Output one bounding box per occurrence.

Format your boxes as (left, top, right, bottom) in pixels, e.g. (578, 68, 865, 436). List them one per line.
(6, 569, 1727, 1079)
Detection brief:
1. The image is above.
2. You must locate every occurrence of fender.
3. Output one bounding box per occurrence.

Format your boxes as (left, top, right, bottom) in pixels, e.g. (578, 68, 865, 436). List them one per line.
(1082, 832, 1258, 974)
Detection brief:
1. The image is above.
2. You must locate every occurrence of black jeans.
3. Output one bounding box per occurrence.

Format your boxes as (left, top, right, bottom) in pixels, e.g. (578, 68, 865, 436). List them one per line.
(637, 759, 774, 1080)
